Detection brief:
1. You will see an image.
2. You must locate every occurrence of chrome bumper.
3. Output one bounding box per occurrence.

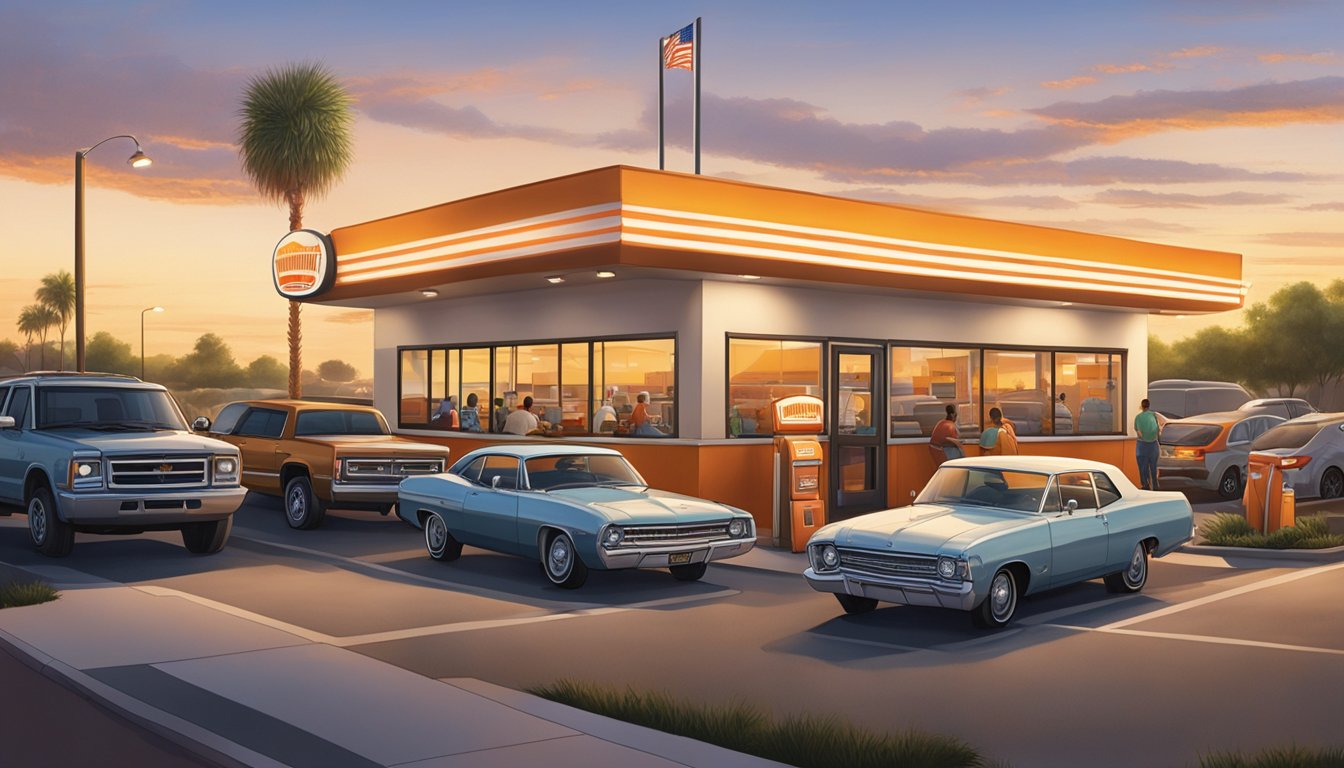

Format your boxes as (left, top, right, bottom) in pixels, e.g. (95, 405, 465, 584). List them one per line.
(329, 482, 400, 504)
(804, 568, 977, 611)
(596, 537, 756, 570)
(56, 486, 246, 525)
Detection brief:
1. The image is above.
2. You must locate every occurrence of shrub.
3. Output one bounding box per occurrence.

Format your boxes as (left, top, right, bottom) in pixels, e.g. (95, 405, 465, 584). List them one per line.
(1200, 744, 1344, 767)
(0, 580, 60, 608)
(529, 679, 986, 768)
(1200, 513, 1344, 549)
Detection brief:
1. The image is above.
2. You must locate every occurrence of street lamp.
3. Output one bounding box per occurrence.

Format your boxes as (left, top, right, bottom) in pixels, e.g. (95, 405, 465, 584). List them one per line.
(140, 306, 164, 379)
(76, 135, 152, 372)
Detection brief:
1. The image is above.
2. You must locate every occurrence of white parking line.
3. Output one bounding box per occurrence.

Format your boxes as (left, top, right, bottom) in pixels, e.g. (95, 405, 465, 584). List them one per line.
(1156, 552, 1238, 569)
(1048, 625, 1344, 657)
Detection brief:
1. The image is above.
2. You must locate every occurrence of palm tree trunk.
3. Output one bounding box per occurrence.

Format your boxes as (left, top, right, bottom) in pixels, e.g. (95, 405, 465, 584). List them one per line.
(287, 189, 306, 398)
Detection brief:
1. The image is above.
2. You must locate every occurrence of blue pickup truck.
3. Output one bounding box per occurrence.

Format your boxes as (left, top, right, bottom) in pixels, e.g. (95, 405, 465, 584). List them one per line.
(0, 373, 246, 556)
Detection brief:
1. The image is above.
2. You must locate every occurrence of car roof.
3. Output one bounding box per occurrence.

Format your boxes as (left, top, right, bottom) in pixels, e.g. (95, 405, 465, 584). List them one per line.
(1148, 379, 1249, 391)
(1241, 397, 1310, 407)
(1277, 411, 1344, 428)
(1169, 410, 1278, 426)
(0, 372, 162, 389)
(941, 455, 1121, 474)
(459, 444, 624, 460)
(226, 399, 380, 413)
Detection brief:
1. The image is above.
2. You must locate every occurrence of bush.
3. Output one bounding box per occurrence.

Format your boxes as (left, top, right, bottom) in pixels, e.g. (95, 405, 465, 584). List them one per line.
(1200, 745, 1344, 767)
(0, 580, 59, 609)
(529, 679, 986, 768)
(1201, 513, 1344, 550)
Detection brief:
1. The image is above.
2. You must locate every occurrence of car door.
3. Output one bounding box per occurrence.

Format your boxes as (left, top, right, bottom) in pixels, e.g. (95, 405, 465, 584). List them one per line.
(0, 385, 23, 503)
(459, 455, 521, 553)
(1044, 471, 1108, 584)
(232, 407, 289, 494)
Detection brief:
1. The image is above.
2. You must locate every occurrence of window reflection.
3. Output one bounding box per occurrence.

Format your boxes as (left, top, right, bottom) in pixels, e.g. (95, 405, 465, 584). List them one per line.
(890, 346, 981, 439)
(727, 338, 822, 437)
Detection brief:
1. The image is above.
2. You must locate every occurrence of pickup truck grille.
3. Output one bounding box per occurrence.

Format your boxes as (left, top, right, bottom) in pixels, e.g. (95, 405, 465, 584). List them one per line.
(837, 548, 938, 579)
(343, 458, 444, 483)
(621, 522, 731, 546)
(108, 457, 209, 489)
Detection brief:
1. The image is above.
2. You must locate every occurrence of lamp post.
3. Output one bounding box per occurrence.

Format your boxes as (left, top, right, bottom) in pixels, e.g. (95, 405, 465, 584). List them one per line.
(140, 306, 164, 380)
(76, 135, 151, 372)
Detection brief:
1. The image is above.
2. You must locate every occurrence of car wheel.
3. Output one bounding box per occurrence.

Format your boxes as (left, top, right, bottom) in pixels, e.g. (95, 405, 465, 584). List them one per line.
(1320, 467, 1344, 500)
(669, 562, 708, 582)
(379, 503, 396, 517)
(283, 475, 326, 530)
(542, 530, 588, 589)
(181, 517, 232, 555)
(1104, 541, 1150, 594)
(972, 567, 1018, 629)
(835, 594, 878, 615)
(1216, 466, 1242, 500)
(424, 512, 462, 562)
(28, 486, 74, 557)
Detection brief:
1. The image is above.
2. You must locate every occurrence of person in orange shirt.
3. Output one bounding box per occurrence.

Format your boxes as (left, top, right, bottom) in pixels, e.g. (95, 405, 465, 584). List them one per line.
(979, 407, 1019, 455)
(629, 391, 662, 437)
(929, 404, 963, 464)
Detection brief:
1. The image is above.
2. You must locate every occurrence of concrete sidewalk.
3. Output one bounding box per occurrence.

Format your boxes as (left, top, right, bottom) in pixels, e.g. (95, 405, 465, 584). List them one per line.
(0, 561, 789, 768)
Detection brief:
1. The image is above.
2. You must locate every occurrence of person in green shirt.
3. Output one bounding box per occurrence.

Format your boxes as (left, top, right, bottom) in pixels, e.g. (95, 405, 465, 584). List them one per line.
(1134, 398, 1162, 490)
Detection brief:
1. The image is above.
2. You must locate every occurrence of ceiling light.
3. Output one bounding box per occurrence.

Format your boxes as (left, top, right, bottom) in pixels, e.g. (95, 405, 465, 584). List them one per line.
(596, 271, 616, 279)
(737, 274, 761, 280)
(420, 289, 439, 298)
(1058, 301, 1073, 307)
(546, 275, 565, 284)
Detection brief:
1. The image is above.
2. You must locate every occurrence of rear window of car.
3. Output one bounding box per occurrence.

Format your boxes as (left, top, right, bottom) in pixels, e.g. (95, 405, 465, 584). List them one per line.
(294, 410, 388, 436)
(1160, 423, 1222, 446)
(1252, 421, 1340, 451)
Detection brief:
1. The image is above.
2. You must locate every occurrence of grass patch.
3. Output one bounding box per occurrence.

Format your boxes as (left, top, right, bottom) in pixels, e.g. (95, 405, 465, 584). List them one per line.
(0, 579, 60, 609)
(1201, 513, 1344, 549)
(1200, 745, 1344, 767)
(528, 679, 987, 768)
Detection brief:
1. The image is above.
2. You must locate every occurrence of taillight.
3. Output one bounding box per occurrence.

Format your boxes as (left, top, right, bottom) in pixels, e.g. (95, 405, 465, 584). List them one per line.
(1174, 447, 1205, 460)
(1280, 455, 1313, 469)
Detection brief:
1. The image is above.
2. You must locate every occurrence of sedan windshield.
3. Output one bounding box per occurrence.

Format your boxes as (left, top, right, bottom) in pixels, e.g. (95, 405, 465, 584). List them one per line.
(916, 466, 1050, 513)
(1251, 419, 1344, 451)
(293, 409, 389, 436)
(37, 386, 185, 431)
(526, 454, 645, 490)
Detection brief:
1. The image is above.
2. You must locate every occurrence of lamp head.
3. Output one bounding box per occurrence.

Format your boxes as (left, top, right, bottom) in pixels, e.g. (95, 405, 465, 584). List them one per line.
(127, 150, 152, 168)
(152, 306, 164, 313)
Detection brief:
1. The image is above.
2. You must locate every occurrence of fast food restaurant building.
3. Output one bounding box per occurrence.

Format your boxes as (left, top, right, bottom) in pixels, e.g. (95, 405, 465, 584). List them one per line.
(277, 165, 1245, 539)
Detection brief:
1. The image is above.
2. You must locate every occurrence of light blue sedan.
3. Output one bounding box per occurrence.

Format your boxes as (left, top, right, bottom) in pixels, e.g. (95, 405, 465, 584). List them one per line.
(397, 445, 756, 588)
(804, 456, 1193, 628)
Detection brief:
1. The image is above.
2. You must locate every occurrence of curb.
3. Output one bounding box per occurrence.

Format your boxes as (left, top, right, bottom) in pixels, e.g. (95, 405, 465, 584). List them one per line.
(1177, 542, 1344, 563)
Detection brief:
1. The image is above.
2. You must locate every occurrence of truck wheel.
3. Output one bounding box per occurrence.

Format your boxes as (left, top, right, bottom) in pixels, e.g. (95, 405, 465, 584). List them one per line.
(284, 475, 326, 530)
(28, 486, 74, 557)
(182, 517, 233, 554)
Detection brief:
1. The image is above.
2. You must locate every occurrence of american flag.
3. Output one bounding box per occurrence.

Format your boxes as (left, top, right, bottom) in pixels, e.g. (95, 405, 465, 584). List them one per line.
(663, 23, 694, 70)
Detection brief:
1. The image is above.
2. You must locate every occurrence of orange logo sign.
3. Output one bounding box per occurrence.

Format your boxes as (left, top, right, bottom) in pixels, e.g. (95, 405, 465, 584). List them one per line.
(272, 230, 336, 299)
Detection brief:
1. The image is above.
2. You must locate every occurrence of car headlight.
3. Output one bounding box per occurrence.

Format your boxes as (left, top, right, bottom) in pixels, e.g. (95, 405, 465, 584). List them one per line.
(811, 543, 839, 572)
(602, 525, 625, 548)
(214, 455, 240, 484)
(937, 556, 968, 581)
(70, 458, 103, 489)
(728, 519, 746, 537)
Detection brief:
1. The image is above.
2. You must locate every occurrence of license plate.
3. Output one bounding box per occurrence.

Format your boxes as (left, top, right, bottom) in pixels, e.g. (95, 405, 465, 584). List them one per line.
(669, 552, 692, 565)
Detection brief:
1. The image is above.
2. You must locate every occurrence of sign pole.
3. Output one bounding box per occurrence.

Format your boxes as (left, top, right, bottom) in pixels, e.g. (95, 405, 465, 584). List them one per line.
(658, 36, 665, 170)
(693, 17, 702, 174)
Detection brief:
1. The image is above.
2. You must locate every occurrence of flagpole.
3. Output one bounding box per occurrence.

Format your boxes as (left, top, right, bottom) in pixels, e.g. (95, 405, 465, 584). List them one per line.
(658, 36, 666, 170)
(693, 17, 702, 175)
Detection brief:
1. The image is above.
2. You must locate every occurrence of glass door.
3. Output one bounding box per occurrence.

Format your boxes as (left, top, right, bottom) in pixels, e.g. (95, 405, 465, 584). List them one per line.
(829, 345, 886, 518)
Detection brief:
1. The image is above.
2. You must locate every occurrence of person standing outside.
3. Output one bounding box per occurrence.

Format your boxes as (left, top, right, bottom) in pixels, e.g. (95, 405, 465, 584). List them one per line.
(929, 404, 963, 464)
(979, 407, 1019, 456)
(1134, 398, 1162, 490)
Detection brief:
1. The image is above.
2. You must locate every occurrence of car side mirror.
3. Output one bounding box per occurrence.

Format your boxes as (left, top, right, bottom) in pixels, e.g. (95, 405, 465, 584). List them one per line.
(491, 475, 502, 489)
(0, 416, 14, 430)
(191, 417, 211, 433)
(1065, 499, 1078, 515)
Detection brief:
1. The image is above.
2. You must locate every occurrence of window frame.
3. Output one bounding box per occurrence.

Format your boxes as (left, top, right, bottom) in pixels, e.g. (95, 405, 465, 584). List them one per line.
(725, 333, 827, 439)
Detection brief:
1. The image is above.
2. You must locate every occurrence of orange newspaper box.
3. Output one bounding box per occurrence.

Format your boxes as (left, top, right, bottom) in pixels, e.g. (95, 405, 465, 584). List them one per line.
(1243, 452, 1298, 533)
(773, 395, 826, 552)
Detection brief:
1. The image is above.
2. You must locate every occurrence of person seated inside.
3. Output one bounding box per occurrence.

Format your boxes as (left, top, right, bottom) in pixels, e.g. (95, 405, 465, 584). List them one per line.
(459, 393, 483, 433)
(430, 395, 458, 429)
(594, 399, 618, 433)
(628, 391, 665, 437)
(502, 395, 550, 435)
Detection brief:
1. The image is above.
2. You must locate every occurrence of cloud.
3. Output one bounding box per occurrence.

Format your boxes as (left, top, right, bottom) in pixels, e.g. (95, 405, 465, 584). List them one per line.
(1018, 218, 1198, 236)
(1258, 52, 1338, 64)
(1166, 46, 1224, 59)
(955, 86, 1010, 107)
(1028, 76, 1344, 139)
(1094, 62, 1170, 74)
(1091, 188, 1294, 208)
(1252, 232, 1344, 247)
(323, 309, 375, 325)
(1042, 76, 1099, 90)
(834, 189, 1080, 211)
(1297, 201, 1344, 211)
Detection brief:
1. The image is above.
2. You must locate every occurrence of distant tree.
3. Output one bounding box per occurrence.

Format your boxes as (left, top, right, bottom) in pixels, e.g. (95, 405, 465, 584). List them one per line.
(35, 271, 75, 371)
(246, 355, 287, 388)
(84, 332, 137, 376)
(1242, 282, 1335, 397)
(238, 62, 354, 399)
(142, 353, 177, 384)
(171, 333, 246, 389)
(0, 339, 21, 373)
(1172, 326, 1248, 388)
(18, 304, 56, 370)
(317, 359, 357, 383)
(1147, 335, 1183, 382)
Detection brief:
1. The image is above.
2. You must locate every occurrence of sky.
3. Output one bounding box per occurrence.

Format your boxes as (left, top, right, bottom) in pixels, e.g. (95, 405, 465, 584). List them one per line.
(2, 0, 1341, 378)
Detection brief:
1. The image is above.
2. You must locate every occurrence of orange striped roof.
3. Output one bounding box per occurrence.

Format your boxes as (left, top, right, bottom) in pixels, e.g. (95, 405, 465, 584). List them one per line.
(322, 165, 1244, 313)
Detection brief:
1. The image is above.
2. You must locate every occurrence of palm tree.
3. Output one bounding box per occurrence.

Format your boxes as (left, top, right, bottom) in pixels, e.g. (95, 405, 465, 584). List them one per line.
(238, 62, 354, 398)
(18, 304, 57, 370)
(17, 305, 42, 370)
(36, 270, 75, 371)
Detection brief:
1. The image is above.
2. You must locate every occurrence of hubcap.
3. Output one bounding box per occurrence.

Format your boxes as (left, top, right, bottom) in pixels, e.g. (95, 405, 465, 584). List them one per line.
(29, 498, 46, 544)
(427, 516, 446, 553)
(548, 536, 571, 577)
(990, 571, 1014, 622)
(1324, 471, 1343, 499)
(1127, 545, 1146, 585)
(1221, 472, 1238, 495)
(287, 487, 306, 522)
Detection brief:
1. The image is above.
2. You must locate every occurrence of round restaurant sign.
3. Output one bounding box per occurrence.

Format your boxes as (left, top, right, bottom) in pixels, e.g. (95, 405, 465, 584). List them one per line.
(272, 229, 336, 299)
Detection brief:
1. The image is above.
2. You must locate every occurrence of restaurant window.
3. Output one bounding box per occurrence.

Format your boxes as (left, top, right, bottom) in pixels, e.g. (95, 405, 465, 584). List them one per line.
(983, 350, 1052, 437)
(399, 349, 429, 424)
(595, 338, 676, 438)
(494, 345, 515, 430)
(430, 350, 448, 410)
(516, 343, 560, 426)
(561, 342, 590, 435)
(462, 348, 490, 432)
(889, 346, 980, 439)
(1055, 352, 1122, 434)
(727, 337, 823, 437)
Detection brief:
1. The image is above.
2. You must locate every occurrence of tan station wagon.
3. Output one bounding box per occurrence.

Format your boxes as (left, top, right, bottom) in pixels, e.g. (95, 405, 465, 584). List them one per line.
(195, 400, 449, 529)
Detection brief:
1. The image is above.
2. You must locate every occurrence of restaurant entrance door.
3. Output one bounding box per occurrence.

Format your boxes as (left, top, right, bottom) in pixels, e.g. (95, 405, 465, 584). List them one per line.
(829, 344, 885, 519)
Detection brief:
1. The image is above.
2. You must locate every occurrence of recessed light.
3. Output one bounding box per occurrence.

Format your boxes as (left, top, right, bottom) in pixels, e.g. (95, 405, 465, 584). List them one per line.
(737, 274, 761, 280)
(546, 276, 565, 284)
(596, 271, 616, 279)
(420, 289, 439, 298)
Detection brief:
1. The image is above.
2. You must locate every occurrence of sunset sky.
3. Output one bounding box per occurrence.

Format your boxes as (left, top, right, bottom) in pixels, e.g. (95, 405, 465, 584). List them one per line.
(2, 1, 1341, 378)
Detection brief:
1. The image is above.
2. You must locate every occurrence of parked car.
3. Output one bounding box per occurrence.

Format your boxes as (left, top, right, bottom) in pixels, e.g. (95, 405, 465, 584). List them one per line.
(196, 399, 449, 529)
(397, 445, 756, 588)
(803, 456, 1193, 628)
(1158, 411, 1285, 498)
(1147, 379, 1253, 419)
(1248, 412, 1344, 500)
(0, 373, 244, 557)
(1237, 397, 1317, 421)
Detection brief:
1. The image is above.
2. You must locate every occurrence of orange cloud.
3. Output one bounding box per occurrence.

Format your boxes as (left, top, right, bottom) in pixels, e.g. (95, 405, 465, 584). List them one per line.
(1167, 46, 1224, 59)
(1253, 232, 1344, 247)
(149, 135, 236, 152)
(0, 153, 254, 204)
(1094, 62, 1170, 74)
(1258, 52, 1338, 64)
(1042, 76, 1098, 90)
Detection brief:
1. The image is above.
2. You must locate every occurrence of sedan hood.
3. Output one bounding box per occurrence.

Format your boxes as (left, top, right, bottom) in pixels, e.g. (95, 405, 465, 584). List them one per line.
(551, 487, 736, 524)
(831, 504, 1035, 555)
(41, 430, 237, 455)
(299, 435, 450, 455)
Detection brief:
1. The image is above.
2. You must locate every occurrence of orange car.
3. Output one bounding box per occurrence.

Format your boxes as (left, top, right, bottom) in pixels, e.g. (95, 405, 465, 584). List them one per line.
(195, 400, 449, 529)
(1157, 410, 1284, 499)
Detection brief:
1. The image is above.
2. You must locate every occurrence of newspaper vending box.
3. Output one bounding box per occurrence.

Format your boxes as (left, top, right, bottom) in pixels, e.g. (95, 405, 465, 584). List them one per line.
(772, 395, 826, 552)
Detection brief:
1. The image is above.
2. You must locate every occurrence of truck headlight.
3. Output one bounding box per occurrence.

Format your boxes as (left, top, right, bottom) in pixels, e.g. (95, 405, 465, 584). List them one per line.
(811, 543, 840, 572)
(602, 525, 625, 548)
(214, 456, 239, 484)
(70, 458, 103, 490)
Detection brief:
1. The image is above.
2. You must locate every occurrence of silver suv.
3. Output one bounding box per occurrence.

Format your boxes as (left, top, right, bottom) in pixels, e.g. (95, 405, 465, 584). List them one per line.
(0, 373, 245, 557)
